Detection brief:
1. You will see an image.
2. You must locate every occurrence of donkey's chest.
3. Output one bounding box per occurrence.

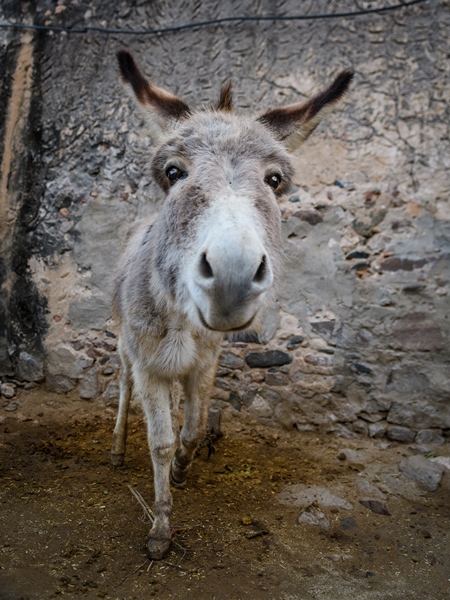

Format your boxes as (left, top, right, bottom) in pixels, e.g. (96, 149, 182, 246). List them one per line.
(138, 321, 217, 377)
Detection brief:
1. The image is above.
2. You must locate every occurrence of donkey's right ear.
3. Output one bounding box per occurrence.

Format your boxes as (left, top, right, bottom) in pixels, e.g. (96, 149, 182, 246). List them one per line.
(117, 50, 191, 141)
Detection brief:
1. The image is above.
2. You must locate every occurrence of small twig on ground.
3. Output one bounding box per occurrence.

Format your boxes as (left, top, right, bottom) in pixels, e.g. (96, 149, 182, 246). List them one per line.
(177, 548, 187, 567)
(115, 559, 149, 588)
(171, 538, 188, 552)
(128, 485, 154, 524)
(162, 560, 192, 572)
(147, 560, 154, 572)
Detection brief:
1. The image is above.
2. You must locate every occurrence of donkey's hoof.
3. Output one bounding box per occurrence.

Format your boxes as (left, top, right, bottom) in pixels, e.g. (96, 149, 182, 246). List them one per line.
(147, 537, 171, 560)
(171, 460, 190, 488)
(171, 474, 187, 489)
(110, 452, 124, 467)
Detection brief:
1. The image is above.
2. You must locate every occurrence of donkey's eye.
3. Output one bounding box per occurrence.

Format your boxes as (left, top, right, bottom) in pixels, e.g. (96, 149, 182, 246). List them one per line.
(265, 173, 282, 190)
(166, 166, 187, 185)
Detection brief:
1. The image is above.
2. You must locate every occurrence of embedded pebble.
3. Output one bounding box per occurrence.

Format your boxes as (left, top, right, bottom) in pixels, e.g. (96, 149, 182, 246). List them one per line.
(245, 350, 293, 368)
(219, 352, 244, 370)
(399, 455, 445, 492)
(340, 516, 357, 530)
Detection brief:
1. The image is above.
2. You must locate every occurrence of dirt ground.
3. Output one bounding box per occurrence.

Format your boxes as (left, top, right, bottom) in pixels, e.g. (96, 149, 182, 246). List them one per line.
(0, 389, 449, 600)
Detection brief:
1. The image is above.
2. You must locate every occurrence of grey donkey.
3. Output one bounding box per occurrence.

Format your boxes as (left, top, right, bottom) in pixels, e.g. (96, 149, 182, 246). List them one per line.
(111, 50, 353, 559)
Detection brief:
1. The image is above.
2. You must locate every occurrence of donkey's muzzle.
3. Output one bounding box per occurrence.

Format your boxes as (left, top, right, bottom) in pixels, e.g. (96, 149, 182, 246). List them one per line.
(193, 248, 273, 331)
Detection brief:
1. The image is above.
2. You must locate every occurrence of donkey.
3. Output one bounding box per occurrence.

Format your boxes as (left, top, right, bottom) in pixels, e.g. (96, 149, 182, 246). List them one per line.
(111, 49, 353, 559)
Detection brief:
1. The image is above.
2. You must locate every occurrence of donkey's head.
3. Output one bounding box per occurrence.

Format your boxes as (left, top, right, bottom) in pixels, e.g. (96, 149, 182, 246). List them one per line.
(118, 51, 353, 333)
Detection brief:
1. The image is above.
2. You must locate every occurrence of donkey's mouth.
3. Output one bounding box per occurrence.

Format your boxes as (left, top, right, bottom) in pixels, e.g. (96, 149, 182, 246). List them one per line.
(197, 307, 255, 333)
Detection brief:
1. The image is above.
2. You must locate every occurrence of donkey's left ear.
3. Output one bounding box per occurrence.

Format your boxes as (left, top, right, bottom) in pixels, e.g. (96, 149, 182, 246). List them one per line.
(258, 70, 354, 152)
(117, 50, 191, 141)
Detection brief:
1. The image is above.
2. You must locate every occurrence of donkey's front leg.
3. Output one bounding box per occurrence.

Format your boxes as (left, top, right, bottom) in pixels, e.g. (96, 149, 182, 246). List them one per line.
(171, 364, 216, 487)
(137, 374, 175, 559)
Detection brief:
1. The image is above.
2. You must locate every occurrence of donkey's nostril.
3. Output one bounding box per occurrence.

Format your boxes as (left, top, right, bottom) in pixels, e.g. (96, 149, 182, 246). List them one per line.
(199, 252, 214, 279)
(253, 255, 267, 283)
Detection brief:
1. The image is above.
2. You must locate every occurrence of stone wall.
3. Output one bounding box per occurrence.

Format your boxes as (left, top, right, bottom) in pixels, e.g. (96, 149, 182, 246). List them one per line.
(1, 0, 449, 441)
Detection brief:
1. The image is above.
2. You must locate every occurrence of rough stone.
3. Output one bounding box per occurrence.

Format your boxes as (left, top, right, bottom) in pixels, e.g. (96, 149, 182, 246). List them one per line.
(46, 345, 84, 379)
(1, 383, 16, 399)
(289, 335, 304, 345)
(45, 374, 76, 393)
(265, 372, 288, 387)
(248, 394, 273, 419)
(354, 478, 385, 499)
(16, 352, 44, 382)
(219, 352, 244, 370)
(304, 354, 332, 366)
(368, 422, 387, 438)
(340, 516, 357, 530)
(293, 209, 323, 226)
(430, 456, 450, 471)
(68, 295, 112, 331)
(359, 411, 387, 423)
(215, 377, 233, 392)
(359, 499, 391, 516)
(379, 257, 428, 272)
(244, 371, 264, 383)
(388, 399, 450, 430)
(386, 426, 416, 443)
(228, 392, 242, 411)
(399, 455, 445, 492)
(277, 485, 353, 511)
(4, 401, 19, 411)
(273, 403, 297, 428)
(241, 390, 257, 407)
(332, 423, 359, 439)
(350, 362, 372, 375)
(102, 381, 120, 402)
(245, 350, 293, 369)
(390, 313, 445, 351)
(298, 506, 330, 529)
(415, 429, 445, 447)
(289, 371, 304, 383)
(259, 389, 282, 406)
(352, 419, 369, 436)
(79, 368, 99, 399)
